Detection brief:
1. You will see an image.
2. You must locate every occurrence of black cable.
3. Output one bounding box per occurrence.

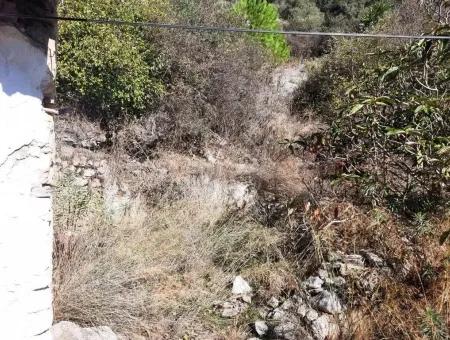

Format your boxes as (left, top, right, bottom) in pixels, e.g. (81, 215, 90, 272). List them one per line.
(1, 13, 449, 40)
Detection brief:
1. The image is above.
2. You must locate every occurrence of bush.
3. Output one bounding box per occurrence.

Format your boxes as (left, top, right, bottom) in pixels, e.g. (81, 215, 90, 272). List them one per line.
(270, 0, 324, 29)
(57, 0, 169, 121)
(294, 24, 450, 214)
(233, 0, 290, 61)
(360, 0, 393, 28)
(141, 0, 269, 151)
(315, 0, 395, 31)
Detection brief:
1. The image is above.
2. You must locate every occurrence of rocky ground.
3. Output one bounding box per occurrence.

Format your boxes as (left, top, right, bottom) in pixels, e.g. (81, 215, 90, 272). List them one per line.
(52, 247, 389, 340)
(51, 61, 430, 340)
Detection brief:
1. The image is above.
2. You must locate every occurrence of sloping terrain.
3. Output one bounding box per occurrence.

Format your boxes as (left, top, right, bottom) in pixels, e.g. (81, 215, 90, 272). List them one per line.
(52, 0, 450, 339)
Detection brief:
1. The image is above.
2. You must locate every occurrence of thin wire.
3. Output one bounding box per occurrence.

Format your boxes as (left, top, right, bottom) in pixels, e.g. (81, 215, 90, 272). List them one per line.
(1, 13, 450, 40)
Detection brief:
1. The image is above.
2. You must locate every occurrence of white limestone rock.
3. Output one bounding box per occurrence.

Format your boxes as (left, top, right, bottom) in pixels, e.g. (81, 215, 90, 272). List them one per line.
(267, 296, 280, 308)
(221, 300, 248, 318)
(51, 321, 118, 340)
(305, 309, 319, 322)
(273, 321, 297, 340)
(314, 291, 343, 315)
(232, 275, 252, 295)
(310, 315, 338, 340)
(304, 276, 324, 293)
(254, 321, 269, 336)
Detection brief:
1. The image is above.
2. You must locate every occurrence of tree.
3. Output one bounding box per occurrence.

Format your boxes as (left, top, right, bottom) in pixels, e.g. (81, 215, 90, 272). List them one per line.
(57, 0, 169, 121)
(270, 0, 324, 29)
(233, 0, 290, 61)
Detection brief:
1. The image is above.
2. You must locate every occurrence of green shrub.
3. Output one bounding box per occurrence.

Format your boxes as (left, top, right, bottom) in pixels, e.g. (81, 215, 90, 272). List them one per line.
(296, 26, 450, 214)
(360, 0, 393, 28)
(233, 0, 290, 61)
(270, 0, 324, 29)
(420, 307, 449, 340)
(315, 0, 395, 31)
(57, 0, 169, 120)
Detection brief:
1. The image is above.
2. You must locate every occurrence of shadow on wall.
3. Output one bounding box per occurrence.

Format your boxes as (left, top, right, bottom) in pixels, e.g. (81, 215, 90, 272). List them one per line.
(0, 0, 56, 99)
(0, 26, 51, 99)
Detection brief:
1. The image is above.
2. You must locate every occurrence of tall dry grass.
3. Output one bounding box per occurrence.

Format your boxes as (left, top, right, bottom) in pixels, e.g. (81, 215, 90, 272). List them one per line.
(53, 174, 291, 338)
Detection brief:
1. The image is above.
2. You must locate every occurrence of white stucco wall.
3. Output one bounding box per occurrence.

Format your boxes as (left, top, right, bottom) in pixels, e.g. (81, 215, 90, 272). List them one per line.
(0, 25, 54, 339)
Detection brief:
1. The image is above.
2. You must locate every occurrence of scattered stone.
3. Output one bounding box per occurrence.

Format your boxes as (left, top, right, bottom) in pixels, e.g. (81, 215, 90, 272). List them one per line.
(83, 168, 96, 178)
(221, 301, 247, 318)
(330, 276, 346, 287)
(280, 299, 294, 311)
(269, 308, 286, 320)
(327, 251, 344, 262)
(338, 262, 366, 276)
(51, 321, 118, 340)
(273, 321, 296, 340)
(305, 309, 319, 322)
(361, 250, 385, 267)
(310, 315, 338, 340)
(241, 294, 252, 304)
(297, 304, 308, 317)
(343, 254, 365, 267)
(232, 275, 252, 295)
(73, 177, 88, 187)
(268, 296, 280, 308)
(314, 291, 343, 315)
(91, 178, 102, 188)
(304, 276, 324, 293)
(317, 269, 329, 280)
(254, 321, 269, 337)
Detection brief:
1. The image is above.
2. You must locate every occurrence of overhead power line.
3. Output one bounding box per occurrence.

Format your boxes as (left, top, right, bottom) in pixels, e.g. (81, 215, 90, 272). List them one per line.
(1, 14, 450, 40)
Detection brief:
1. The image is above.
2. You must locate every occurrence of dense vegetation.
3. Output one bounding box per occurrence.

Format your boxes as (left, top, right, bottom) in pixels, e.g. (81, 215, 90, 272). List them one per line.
(54, 0, 450, 338)
(233, 0, 290, 60)
(270, 0, 394, 30)
(57, 0, 289, 123)
(57, 0, 169, 120)
(294, 2, 450, 217)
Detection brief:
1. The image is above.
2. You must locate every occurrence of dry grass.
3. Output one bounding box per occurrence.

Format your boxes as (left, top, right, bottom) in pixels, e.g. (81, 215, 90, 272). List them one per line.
(300, 198, 450, 339)
(53, 174, 291, 338)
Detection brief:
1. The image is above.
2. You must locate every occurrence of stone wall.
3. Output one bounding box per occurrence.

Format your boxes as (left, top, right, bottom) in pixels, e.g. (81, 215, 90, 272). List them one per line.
(0, 2, 55, 338)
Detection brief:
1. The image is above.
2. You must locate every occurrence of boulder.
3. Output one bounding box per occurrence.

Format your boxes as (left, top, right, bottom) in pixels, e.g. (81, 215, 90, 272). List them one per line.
(254, 321, 269, 336)
(310, 315, 338, 340)
(297, 304, 308, 317)
(51, 321, 118, 340)
(317, 269, 329, 280)
(268, 307, 286, 320)
(280, 299, 294, 311)
(267, 296, 280, 308)
(314, 291, 343, 315)
(221, 301, 247, 318)
(305, 309, 319, 322)
(273, 321, 296, 340)
(304, 276, 324, 293)
(232, 275, 252, 295)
